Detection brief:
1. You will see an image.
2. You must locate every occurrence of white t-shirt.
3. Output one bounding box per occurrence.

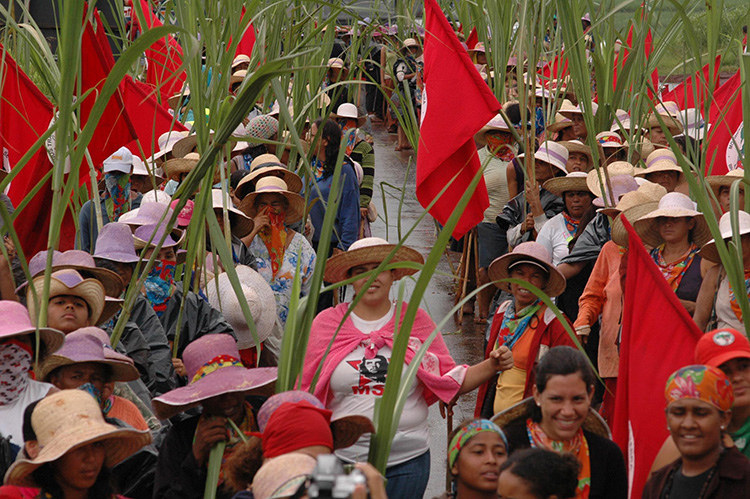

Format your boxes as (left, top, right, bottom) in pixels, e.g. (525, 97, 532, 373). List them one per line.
(328, 305, 430, 466)
(0, 379, 53, 447)
(535, 212, 574, 266)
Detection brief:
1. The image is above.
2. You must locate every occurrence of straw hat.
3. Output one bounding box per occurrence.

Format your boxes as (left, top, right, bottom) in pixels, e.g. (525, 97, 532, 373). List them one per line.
(633, 192, 711, 248)
(206, 266, 277, 349)
(38, 327, 140, 382)
(323, 237, 424, 284)
(475, 114, 513, 146)
(560, 140, 593, 170)
(487, 242, 566, 297)
(401, 38, 419, 50)
(546, 111, 573, 134)
(700, 210, 750, 263)
(0, 301, 64, 361)
(238, 177, 305, 224)
(647, 101, 683, 135)
(491, 398, 611, 439)
(596, 131, 628, 150)
(543, 172, 590, 197)
(559, 100, 598, 118)
(330, 103, 366, 127)
(518, 141, 568, 174)
(252, 453, 317, 499)
(236, 165, 303, 200)
(118, 201, 175, 228)
(163, 152, 200, 181)
(232, 54, 251, 70)
(677, 108, 706, 141)
(610, 109, 635, 133)
(151, 334, 277, 419)
(230, 70, 247, 87)
(167, 84, 190, 109)
(611, 201, 660, 248)
(706, 168, 745, 196)
(597, 180, 666, 218)
(4, 390, 151, 487)
(26, 270, 106, 328)
(132, 223, 185, 250)
(150, 130, 190, 165)
(636, 149, 682, 178)
(22, 249, 124, 298)
(131, 155, 163, 184)
(211, 189, 254, 238)
(586, 162, 635, 199)
(327, 57, 345, 69)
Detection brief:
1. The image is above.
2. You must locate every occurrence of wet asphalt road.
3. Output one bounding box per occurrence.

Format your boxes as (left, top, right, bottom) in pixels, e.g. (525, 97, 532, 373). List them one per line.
(366, 123, 485, 497)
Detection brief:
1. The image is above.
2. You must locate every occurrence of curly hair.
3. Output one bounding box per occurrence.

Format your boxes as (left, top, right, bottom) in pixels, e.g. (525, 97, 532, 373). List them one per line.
(500, 448, 579, 499)
(222, 435, 264, 493)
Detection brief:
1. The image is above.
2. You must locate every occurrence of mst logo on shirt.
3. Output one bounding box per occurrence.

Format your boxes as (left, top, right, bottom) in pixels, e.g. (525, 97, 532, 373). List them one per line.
(346, 354, 389, 395)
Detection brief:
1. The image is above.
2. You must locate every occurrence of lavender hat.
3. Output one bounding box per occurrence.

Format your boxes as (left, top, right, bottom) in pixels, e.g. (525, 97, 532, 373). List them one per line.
(151, 334, 277, 419)
(0, 301, 64, 360)
(21, 250, 124, 298)
(39, 327, 140, 382)
(94, 223, 140, 264)
(118, 202, 175, 229)
(132, 223, 185, 251)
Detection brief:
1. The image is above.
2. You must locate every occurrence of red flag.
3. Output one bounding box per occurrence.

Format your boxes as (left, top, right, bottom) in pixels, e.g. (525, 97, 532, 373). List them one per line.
(135, 0, 186, 104)
(539, 52, 569, 90)
(417, 0, 499, 239)
(235, 7, 256, 57)
(614, 25, 659, 98)
(0, 47, 76, 254)
(465, 28, 478, 50)
(612, 217, 703, 498)
(661, 56, 721, 110)
(706, 71, 743, 175)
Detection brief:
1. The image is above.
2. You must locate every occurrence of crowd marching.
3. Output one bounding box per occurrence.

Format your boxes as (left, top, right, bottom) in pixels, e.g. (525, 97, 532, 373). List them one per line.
(0, 1, 749, 499)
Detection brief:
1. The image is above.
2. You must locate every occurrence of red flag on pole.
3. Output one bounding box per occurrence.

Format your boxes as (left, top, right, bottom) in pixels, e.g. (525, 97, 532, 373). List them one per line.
(417, 0, 499, 239)
(661, 56, 721, 110)
(706, 71, 744, 175)
(612, 216, 703, 498)
(235, 7, 256, 57)
(613, 25, 659, 98)
(465, 28, 478, 50)
(0, 47, 77, 254)
(539, 52, 569, 90)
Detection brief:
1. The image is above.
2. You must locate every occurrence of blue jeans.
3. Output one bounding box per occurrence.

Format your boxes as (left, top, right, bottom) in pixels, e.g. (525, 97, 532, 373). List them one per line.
(385, 450, 430, 499)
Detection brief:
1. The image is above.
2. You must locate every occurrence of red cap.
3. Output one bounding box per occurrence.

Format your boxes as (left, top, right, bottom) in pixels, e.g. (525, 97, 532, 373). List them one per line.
(695, 329, 750, 367)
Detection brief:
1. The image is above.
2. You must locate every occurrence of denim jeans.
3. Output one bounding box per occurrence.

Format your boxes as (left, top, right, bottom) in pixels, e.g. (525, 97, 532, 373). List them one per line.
(385, 450, 430, 499)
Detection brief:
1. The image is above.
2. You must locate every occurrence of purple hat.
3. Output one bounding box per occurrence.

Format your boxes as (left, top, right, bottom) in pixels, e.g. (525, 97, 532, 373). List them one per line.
(487, 242, 567, 297)
(151, 334, 277, 419)
(21, 250, 124, 298)
(132, 223, 185, 251)
(94, 223, 140, 264)
(38, 327, 140, 382)
(0, 301, 64, 360)
(118, 202, 175, 228)
(592, 174, 639, 208)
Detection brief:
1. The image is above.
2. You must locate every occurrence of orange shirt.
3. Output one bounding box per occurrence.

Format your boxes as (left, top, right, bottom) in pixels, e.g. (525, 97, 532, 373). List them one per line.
(108, 395, 149, 431)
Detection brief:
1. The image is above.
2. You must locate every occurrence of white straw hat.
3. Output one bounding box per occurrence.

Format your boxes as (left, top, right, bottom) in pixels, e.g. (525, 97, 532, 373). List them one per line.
(633, 192, 711, 247)
(700, 210, 750, 263)
(238, 177, 305, 224)
(636, 149, 682, 178)
(324, 237, 424, 283)
(518, 141, 568, 174)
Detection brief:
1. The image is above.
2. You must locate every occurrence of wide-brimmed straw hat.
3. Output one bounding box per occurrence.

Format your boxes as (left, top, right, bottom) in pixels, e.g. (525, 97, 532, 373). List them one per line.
(330, 103, 366, 127)
(559, 100, 598, 118)
(150, 130, 190, 165)
(560, 140, 593, 170)
(235, 160, 303, 198)
(401, 38, 419, 50)
(475, 114, 514, 146)
(4, 390, 151, 487)
(0, 301, 64, 361)
(323, 237, 424, 283)
(517, 141, 568, 174)
(132, 223, 185, 250)
(167, 84, 190, 109)
(546, 112, 573, 134)
(22, 250, 124, 298)
(252, 453, 317, 499)
(230, 70, 247, 87)
(597, 180, 666, 218)
(700, 210, 750, 263)
(633, 192, 711, 248)
(706, 168, 745, 196)
(211, 189, 254, 238)
(636, 149, 682, 178)
(257, 391, 375, 450)
(26, 270, 106, 328)
(238, 177, 305, 224)
(677, 108, 706, 141)
(163, 152, 200, 181)
(610, 109, 635, 133)
(38, 327, 140, 382)
(611, 201, 660, 248)
(647, 101, 683, 135)
(232, 54, 251, 70)
(487, 242, 566, 297)
(205, 266, 277, 349)
(491, 397, 611, 439)
(586, 162, 636, 201)
(118, 201, 175, 228)
(543, 172, 590, 197)
(151, 334, 277, 419)
(94, 222, 140, 264)
(327, 57, 346, 69)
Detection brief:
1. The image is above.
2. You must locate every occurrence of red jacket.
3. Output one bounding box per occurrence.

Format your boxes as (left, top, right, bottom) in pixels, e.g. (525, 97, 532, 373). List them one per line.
(474, 302, 575, 417)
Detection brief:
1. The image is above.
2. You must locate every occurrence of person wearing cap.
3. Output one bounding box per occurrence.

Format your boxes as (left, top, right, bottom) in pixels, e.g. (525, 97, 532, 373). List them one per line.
(536, 172, 595, 266)
(152, 334, 276, 499)
(497, 141, 568, 249)
(475, 242, 574, 416)
(133, 223, 235, 356)
(0, 390, 151, 499)
(301, 237, 513, 498)
(643, 365, 750, 498)
(694, 210, 750, 334)
(707, 168, 745, 213)
(239, 115, 280, 168)
(633, 192, 710, 313)
(78, 146, 144, 253)
(0, 301, 64, 452)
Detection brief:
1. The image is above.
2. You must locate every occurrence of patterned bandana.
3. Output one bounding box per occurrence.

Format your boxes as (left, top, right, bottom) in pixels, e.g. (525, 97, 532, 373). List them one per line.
(485, 133, 518, 162)
(527, 419, 591, 499)
(104, 171, 131, 222)
(665, 364, 734, 412)
(343, 126, 358, 156)
(143, 259, 177, 317)
(562, 211, 580, 239)
(311, 157, 326, 181)
(448, 419, 507, 468)
(496, 299, 542, 351)
(258, 208, 287, 277)
(650, 243, 699, 292)
(728, 269, 750, 322)
(0, 340, 32, 405)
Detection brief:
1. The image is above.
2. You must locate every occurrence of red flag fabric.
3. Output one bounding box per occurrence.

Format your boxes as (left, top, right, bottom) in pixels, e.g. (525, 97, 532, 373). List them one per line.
(539, 52, 569, 90)
(135, 0, 186, 104)
(465, 28, 478, 50)
(706, 71, 744, 175)
(661, 56, 721, 110)
(235, 7, 256, 57)
(613, 25, 658, 98)
(612, 216, 703, 498)
(417, 0, 499, 239)
(0, 47, 76, 254)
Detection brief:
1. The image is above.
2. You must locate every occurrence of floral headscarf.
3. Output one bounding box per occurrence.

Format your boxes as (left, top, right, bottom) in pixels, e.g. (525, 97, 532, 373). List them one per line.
(665, 364, 734, 412)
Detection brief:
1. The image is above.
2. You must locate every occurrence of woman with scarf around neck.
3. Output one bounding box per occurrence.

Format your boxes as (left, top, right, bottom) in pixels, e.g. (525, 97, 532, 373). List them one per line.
(475, 242, 574, 417)
(301, 238, 514, 499)
(633, 192, 710, 314)
(496, 347, 627, 499)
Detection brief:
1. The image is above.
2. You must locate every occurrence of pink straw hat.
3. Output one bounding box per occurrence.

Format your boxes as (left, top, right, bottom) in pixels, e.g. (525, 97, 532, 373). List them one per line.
(151, 334, 277, 419)
(0, 300, 64, 360)
(21, 249, 124, 298)
(487, 242, 566, 297)
(323, 237, 424, 283)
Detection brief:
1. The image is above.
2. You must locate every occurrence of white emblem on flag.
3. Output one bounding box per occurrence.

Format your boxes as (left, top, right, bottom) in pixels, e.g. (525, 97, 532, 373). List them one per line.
(727, 121, 745, 171)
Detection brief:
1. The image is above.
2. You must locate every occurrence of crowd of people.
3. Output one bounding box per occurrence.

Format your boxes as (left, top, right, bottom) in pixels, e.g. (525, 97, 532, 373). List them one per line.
(1, 4, 750, 499)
